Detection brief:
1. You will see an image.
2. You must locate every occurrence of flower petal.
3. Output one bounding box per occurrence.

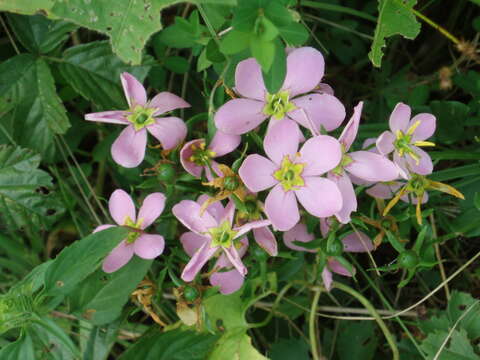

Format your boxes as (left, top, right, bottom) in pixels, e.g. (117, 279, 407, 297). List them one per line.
(209, 130, 241, 157)
(138, 192, 166, 229)
(328, 258, 354, 277)
(296, 177, 342, 218)
(93, 224, 116, 233)
(180, 139, 204, 178)
(410, 113, 436, 141)
(404, 146, 434, 175)
(400, 191, 429, 204)
(234, 219, 271, 240)
(346, 151, 399, 182)
(109, 189, 136, 225)
(120, 72, 147, 107)
(134, 234, 165, 259)
(282, 47, 325, 97)
(239, 154, 278, 192)
(172, 200, 218, 234)
(339, 102, 363, 151)
(341, 232, 374, 253)
(210, 269, 244, 295)
(366, 182, 403, 199)
(253, 226, 277, 256)
(235, 57, 266, 100)
(180, 231, 210, 257)
(214, 98, 267, 135)
(300, 135, 342, 176)
(264, 119, 300, 164)
(289, 93, 345, 132)
(283, 223, 315, 253)
(389, 103, 410, 133)
(197, 194, 226, 223)
(85, 110, 128, 125)
(149, 92, 190, 115)
(316, 83, 334, 96)
(376, 131, 395, 155)
(223, 245, 247, 276)
(102, 240, 134, 273)
(330, 174, 357, 224)
(147, 117, 187, 150)
(322, 268, 333, 291)
(215, 237, 248, 268)
(265, 184, 300, 231)
(111, 126, 147, 168)
(181, 242, 218, 282)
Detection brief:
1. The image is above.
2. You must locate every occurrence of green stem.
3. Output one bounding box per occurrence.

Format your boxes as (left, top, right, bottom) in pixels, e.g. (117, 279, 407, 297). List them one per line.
(309, 288, 323, 360)
(333, 282, 399, 360)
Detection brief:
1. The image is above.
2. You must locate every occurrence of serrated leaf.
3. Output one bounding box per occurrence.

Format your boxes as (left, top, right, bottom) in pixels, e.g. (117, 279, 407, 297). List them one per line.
(0, 146, 64, 231)
(447, 291, 480, 340)
(369, 0, 421, 67)
(44, 227, 128, 296)
(6, 14, 76, 54)
(209, 329, 268, 360)
(0, 55, 70, 159)
(421, 329, 479, 360)
(118, 328, 219, 360)
(58, 41, 151, 110)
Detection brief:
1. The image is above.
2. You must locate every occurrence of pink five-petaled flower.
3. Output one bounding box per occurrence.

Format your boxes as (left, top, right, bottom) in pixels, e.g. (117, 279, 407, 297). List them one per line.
(180, 195, 249, 294)
(85, 72, 190, 168)
(239, 119, 343, 232)
(180, 130, 241, 180)
(328, 102, 400, 223)
(172, 198, 270, 282)
(94, 189, 166, 273)
(376, 102, 436, 176)
(214, 47, 345, 136)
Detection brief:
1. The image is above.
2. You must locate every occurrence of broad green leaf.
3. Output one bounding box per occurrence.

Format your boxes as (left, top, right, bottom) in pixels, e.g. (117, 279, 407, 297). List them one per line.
(70, 256, 152, 325)
(0, 146, 64, 231)
(430, 101, 470, 143)
(31, 315, 79, 359)
(0, 333, 35, 360)
(278, 22, 309, 46)
(337, 321, 378, 360)
(0, 0, 53, 15)
(219, 30, 251, 55)
(6, 14, 77, 54)
(82, 320, 122, 360)
(118, 328, 219, 360)
(262, 39, 286, 93)
(44, 227, 128, 296)
(203, 292, 248, 330)
(250, 36, 275, 72)
(269, 338, 310, 360)
(447, 291, 480, 340)
(369, 0, 421, 67)
(59, 41, 151, 110)
(209, 328, 268, 360)
(420, 329, 479, 360)
(0, 55, 70, 159)
(164, 55, 190, 74)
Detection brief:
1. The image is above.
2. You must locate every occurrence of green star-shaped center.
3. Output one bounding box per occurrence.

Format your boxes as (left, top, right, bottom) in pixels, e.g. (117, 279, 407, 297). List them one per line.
(127, 105, 156, 131)
(188, 141, 216, 166)
(263, 91, 297, 120)
(273, 156, 305, 192)
(208, 221, 237, 248)
(123, 216, 144, 243)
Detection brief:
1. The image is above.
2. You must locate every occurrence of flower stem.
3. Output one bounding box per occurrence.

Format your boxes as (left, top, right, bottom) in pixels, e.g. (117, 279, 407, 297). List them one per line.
(309, 288, 323, 360)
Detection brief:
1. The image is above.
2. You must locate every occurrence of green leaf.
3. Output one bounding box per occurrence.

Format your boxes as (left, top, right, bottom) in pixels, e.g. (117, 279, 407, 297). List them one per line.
(118, 328, 219, 360)
(262, 39, 286, 93)
(0, 146, 64, 231)
(447, 291, 480, 340)
(0, 333, 35, 360)
(264, 1, 292, 27)
(164, 56, 190, 74)
(250, 36, 275, 72)
(44, 226, 128, 296)
(421, 329, 479, 360)
(6, 14, 76, 54)
(31, 315, 79, 358)
(157, 17, 198, 48)
(82, 321, 122, 360)
(0, 55, 70, 159)
(337, 321, 378, 360)
(269, 338, 310, 360)
(254, 16, 279, 42)
(0, 0, 53, 15)
(219, 30, 251, 55)
(278, 22, 309, 46)
(70, 256, 152, 325)
(59, 41, 151, 110)
(206, 39, 226, 63)
(209, 328, 268, 360)
(369, 0, 421, 67)
(430, 101, 470, 143)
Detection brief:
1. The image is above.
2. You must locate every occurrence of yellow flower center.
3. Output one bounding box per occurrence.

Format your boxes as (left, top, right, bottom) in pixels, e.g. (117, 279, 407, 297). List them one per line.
(273, 155, 305, 192)
(208, 221, 237, 248)
(126, 105, 156, 131)
(394, 121, 435, 164)
(188, 141, 216, 166)
(263, 91, 297, 120)
(123, 216, 144, 243)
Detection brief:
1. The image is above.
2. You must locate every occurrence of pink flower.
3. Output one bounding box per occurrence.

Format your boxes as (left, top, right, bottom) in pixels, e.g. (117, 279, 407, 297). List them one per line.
(172, 197, 269, 283)
(180, 130, 241, 179)
(329, 102, 399, 223)
(239, 119, 343, 231)
(94, 189, 166, 273)
(85, 72, 190, 168)
(366, 180, 429, 204)
(376, 103, 436, 176)
(180, 195, 249, 294)
(215, 47, 345, 136)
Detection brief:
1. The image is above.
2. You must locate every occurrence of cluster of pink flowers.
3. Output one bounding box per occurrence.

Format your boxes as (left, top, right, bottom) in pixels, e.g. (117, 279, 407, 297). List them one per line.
(86, 46, 442, 294)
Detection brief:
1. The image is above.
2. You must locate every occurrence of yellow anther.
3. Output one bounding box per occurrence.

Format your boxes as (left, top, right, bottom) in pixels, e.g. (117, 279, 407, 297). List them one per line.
(406, 120, 421, 136)
(414, 141, 435, 147)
